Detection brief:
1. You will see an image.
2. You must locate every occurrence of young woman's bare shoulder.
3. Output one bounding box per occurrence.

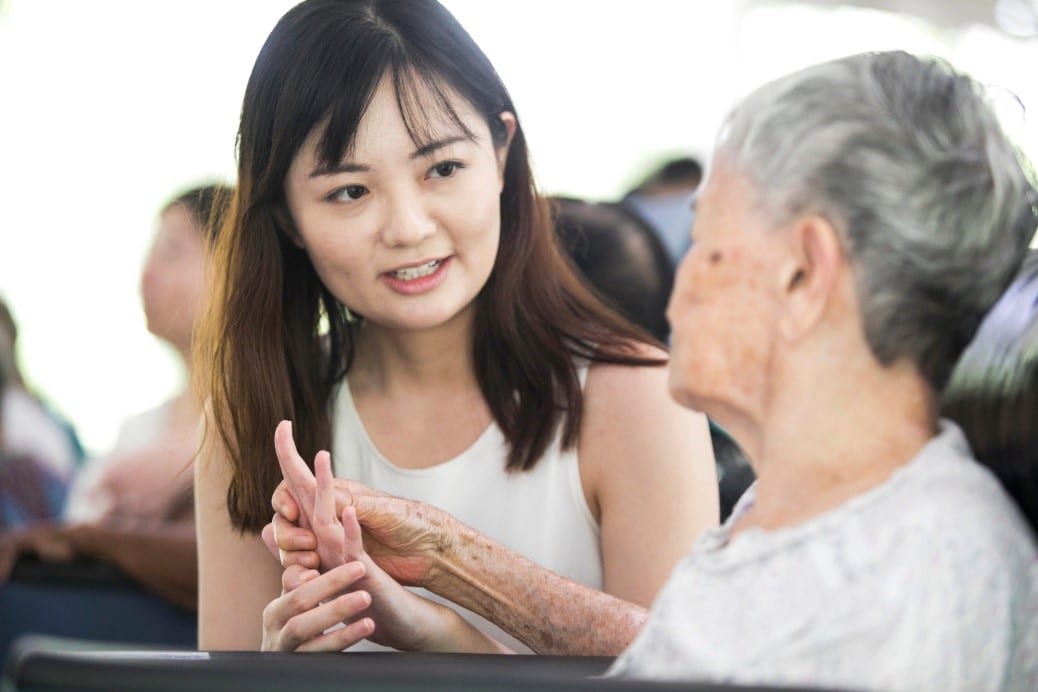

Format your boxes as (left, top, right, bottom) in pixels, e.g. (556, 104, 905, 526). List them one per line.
(583, 342, 671, 415)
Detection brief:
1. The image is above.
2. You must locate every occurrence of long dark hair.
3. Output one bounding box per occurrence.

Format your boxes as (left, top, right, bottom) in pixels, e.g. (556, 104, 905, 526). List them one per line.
(197, 0, 664, 533)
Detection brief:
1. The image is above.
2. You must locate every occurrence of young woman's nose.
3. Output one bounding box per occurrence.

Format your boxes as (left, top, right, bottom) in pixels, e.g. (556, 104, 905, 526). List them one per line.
(379, 189, 437, 247)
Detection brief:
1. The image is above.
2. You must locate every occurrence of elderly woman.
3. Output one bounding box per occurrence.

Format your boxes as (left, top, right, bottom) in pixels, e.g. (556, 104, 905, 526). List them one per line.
(268, 51, 1038, 689)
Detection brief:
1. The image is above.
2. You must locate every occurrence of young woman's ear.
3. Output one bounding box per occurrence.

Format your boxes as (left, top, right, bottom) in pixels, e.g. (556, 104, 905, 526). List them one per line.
(495, 112, 517, 187)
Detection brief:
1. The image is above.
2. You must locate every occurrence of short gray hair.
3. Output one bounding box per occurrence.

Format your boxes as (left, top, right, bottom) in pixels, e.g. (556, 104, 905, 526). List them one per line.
(717, 51, 1038, 391)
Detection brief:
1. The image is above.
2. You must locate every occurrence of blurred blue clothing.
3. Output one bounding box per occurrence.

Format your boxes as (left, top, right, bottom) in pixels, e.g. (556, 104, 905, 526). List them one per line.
(622, 190, 697, 266)
(0, 452, 68, 527)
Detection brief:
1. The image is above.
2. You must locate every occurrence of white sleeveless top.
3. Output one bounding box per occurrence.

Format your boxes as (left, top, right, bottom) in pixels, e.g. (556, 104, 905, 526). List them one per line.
(331, 371, 602, 653)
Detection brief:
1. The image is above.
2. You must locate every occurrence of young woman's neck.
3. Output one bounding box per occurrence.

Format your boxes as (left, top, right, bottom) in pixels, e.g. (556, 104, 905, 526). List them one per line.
(351, 306, 479, 393)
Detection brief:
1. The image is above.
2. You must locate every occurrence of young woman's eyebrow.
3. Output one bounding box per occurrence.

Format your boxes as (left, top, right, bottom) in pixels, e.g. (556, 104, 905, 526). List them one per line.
(308, 135, 470, 178)
(409, 135, 470, 161)
(309, 161, 371, 178)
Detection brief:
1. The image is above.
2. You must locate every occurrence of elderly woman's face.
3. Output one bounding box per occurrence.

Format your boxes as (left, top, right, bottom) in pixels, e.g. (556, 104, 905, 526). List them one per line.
(665, 163, 785, 421)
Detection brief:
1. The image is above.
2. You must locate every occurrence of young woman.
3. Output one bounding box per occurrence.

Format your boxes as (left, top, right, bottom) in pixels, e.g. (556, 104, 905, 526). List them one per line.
(194, 0, 718, 651)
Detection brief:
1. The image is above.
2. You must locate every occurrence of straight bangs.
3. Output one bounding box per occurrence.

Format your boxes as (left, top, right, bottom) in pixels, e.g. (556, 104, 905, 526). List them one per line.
(316, 61, 479, 173)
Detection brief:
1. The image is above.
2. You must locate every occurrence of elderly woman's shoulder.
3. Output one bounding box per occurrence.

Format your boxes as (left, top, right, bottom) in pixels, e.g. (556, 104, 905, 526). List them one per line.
(888, 425, 1036, 570)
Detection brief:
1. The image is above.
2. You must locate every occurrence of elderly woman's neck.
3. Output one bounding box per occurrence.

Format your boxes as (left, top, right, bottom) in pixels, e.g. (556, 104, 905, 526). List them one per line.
(735, 353, 938, 533)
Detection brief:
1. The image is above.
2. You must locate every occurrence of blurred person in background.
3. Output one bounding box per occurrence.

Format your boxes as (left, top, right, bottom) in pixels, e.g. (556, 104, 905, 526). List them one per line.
(0, 299, 83, 494)
(0, 327, 69, 527)
(622, 156, 702, 267)
(0, 184, 231, 611)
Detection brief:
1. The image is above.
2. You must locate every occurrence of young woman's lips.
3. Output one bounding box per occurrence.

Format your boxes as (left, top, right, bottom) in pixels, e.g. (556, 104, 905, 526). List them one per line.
(380, 256, 452, 295)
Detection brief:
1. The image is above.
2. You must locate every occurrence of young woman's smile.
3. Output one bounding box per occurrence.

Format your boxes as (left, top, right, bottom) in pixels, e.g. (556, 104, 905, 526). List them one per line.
(379, 255, 453, 294)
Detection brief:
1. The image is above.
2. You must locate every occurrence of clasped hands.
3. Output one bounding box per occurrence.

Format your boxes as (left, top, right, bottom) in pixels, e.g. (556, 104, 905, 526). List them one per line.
(258, 420, 461, 652)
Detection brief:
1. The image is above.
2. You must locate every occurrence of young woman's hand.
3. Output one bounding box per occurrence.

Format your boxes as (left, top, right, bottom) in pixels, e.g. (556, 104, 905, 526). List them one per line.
(266, 421, 497, 652)
(261, 559, 375, 652)
(270, 420, 457, 587)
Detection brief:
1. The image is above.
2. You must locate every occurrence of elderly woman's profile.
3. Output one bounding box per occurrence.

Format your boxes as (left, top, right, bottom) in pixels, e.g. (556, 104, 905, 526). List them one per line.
(270, 50, 1038, 690)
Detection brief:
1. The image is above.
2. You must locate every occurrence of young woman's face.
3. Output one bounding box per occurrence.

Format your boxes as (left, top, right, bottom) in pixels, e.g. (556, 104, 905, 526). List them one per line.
(284, 76, 512, 333)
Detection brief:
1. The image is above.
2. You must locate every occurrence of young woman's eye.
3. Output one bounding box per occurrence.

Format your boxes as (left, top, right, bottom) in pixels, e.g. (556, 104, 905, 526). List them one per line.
(429, 161, 463, 179)
(329, 185, 368, 203)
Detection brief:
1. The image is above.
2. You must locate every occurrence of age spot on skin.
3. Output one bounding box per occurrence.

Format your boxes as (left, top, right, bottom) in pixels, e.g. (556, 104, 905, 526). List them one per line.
(709, 251, 723, 264)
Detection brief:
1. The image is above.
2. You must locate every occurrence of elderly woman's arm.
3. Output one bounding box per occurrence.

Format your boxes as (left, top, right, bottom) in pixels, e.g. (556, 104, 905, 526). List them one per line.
(270, 484, 649, 655)
(395, 504, 652, 656)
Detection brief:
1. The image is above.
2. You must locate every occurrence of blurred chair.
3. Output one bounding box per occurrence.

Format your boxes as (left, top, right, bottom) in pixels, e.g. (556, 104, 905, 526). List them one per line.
(710, 423, 755, 522)
(2, 636, 843, 692)
(942, 249, 1038, 534)
(0, 557, 195, 664)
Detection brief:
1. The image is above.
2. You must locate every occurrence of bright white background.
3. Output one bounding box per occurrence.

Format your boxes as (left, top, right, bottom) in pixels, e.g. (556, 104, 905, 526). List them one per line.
(1, 0, 1036, 455)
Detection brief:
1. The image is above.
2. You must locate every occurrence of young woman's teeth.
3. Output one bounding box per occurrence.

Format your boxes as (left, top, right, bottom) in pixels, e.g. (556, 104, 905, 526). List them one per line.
(392, 259, 441, 281)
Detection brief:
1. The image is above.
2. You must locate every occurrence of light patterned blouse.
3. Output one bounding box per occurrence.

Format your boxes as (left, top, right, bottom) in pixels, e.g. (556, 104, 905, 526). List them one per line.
(611, 422, 1038, 691)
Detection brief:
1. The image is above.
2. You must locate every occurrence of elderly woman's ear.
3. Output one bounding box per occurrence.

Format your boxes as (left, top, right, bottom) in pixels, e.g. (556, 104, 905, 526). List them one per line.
(777, 214, 846, 342)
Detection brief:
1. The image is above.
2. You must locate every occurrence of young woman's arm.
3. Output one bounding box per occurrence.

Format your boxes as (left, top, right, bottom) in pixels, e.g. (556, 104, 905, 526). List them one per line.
(580, 352, 718, 608)
(195, 441, 282, 650)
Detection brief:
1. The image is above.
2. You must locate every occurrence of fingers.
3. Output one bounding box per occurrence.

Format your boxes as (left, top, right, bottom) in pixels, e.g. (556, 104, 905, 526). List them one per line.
(276, 514, 321, 569)
(273, 514, 318, 551)
(272, 589, 374, 652)
(282, 564, 320, 592)
(312, 450, 346, 569)
(261, 522, 279, 562)
(272, 482, 300, 523)
(314, 451, 337, 529)
(274, 420, 316, 528)
(341, 506, 364, 562)
(294, 617, 375, 652)
(265, 516, 320, 569)
(264, 561, 371, 651)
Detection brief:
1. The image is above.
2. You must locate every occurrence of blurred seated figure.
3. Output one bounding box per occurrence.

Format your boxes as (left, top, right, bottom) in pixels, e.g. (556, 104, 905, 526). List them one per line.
(0, 300, 83, 495)
(0, 347, 69, 527)
(943, 249, 1038, 534)
(63, 185, 231, 524)
(621, 156, 702, 266)
(0, 184, 231, 617)
(552, 197, 675, 343)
